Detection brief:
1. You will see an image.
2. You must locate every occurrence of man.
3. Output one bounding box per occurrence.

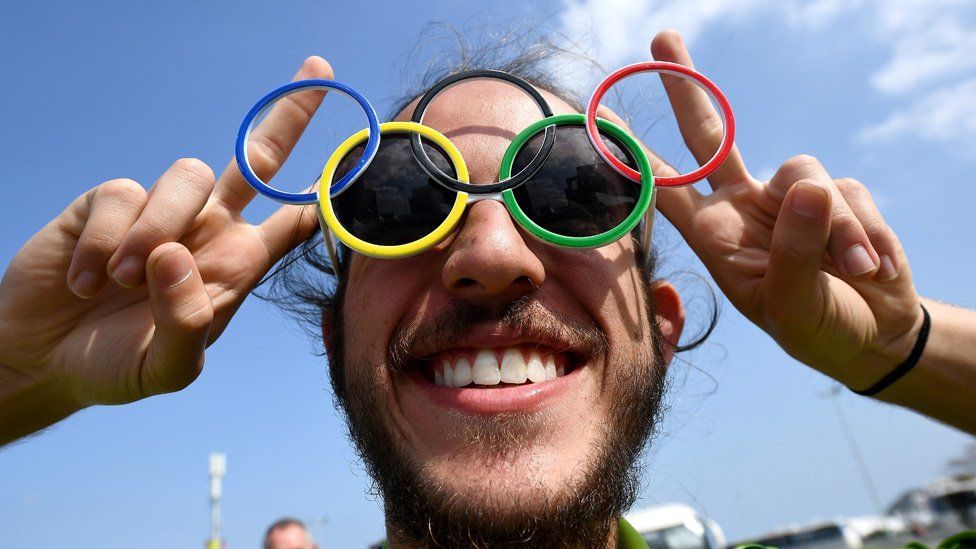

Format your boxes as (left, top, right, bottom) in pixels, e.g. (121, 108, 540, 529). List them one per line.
(0, 29, 974, 547)
(264, 518, 318, 549)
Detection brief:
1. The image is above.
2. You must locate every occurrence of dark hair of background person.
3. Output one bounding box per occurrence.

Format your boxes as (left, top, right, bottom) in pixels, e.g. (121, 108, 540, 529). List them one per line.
(254, 21, 718, 358)
(263, 517, 310, 549)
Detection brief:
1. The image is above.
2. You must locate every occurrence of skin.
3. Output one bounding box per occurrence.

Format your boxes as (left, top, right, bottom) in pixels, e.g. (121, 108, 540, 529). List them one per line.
(265, 524, 318, 549)
(331, 79, 683, 536)
(0, 28, 974, 545)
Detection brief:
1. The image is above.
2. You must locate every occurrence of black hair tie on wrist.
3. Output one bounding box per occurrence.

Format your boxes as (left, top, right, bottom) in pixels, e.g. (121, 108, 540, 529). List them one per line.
(851, 304, 931, 397)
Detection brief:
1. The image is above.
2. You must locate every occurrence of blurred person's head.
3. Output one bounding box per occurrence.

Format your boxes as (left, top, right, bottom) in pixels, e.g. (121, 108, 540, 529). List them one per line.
(263, 518, 317, 549)
(267, 26, 711, 548)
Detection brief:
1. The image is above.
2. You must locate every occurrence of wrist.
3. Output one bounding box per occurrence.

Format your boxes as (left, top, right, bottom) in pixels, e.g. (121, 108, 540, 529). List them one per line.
(850, 303, 929, 395)
(818, 300, 924, 393)
(0, 360, 84, 446)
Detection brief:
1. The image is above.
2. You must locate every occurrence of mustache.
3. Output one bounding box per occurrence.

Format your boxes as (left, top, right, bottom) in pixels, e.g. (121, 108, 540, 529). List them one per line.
(387, 296, 609, 373)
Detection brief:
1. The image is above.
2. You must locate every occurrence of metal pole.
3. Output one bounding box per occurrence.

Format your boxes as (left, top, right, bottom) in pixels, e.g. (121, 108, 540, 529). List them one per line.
(826, 385, 884, 514)
(209, 453, 226, 549)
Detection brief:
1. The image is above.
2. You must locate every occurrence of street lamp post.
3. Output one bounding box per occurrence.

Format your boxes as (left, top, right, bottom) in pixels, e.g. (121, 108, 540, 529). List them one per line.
(208, 452, 227, 549)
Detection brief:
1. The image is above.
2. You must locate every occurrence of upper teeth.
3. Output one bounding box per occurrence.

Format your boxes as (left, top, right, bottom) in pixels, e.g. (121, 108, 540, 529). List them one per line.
(432, 347, 566, 387)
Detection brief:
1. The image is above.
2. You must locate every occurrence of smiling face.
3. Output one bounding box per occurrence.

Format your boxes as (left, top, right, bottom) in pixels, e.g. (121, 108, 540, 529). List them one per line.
(325, 79, 685, 547)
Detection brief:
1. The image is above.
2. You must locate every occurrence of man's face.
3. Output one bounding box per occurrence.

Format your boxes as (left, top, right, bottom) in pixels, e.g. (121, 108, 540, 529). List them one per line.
(327, 80, 685, 546)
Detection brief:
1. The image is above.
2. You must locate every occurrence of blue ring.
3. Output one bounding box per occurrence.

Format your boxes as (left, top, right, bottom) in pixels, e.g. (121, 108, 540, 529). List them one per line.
(235, 79, 380, 204)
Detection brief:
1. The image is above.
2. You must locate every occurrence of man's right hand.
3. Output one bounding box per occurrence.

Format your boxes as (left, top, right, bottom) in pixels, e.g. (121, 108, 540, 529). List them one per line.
(0, 56, 332, 444)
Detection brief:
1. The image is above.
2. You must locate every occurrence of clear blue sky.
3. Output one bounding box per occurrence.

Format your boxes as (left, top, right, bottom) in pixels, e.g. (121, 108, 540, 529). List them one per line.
(1, 1, 973, 547)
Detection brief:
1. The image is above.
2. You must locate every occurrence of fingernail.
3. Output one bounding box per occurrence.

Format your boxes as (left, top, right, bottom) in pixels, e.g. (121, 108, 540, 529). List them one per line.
(154, 250, 193, 288)
(844, 244, 876, 277)
(877, 255, 898, 281)
(112, 255, 146, 288)
(790, 181, 829, 218)
(71, 270, 102, 299)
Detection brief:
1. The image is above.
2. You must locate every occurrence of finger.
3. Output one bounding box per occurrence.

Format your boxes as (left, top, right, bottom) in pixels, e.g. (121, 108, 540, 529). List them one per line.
(834, 178, 902, 282)
(763, 179, 832, 326)
(106, 158, 215, 288)
(650, 29, 749, 188)
(142, 242, 213, 396)
(259, 203, 321, 267)
(767, 155, 880, 279)
(654, 186, 702, 235)
(66, 179, 148, 299)
(213, 56, 334, 212)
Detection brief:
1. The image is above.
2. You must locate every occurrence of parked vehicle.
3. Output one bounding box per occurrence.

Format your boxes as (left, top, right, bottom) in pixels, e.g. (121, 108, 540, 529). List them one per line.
(729, 519, 864, 549)
(625, 503, 726, 549)
(887, 475, 976, 534)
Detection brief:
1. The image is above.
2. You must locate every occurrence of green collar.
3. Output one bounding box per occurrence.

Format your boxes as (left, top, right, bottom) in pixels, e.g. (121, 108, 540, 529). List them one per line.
(380, 517, 650, 548)
(618, 517, 650, 549)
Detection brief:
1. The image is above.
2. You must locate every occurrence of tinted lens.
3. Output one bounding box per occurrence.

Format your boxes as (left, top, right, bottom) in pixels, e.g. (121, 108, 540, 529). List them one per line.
(510, 125, 640, 238)
(331, 134, 457, 246)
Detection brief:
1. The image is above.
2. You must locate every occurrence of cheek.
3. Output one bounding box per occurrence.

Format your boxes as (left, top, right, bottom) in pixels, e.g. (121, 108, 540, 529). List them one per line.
(342, 256, 446, 364)
(343, 259, 418, 360)
(546, 240, 648, 344)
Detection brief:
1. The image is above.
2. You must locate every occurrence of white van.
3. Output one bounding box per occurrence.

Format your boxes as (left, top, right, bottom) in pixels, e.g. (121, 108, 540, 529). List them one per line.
(733, 520, 864, 549)
(625, 503, 727, 549)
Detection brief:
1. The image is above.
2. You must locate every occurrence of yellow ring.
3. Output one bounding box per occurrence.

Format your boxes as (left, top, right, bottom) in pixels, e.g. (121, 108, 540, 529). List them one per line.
(318, 121, 469, 259)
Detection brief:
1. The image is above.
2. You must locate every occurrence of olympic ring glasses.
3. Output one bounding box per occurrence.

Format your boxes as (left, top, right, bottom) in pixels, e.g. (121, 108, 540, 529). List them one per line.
(235, 61, 736, 270)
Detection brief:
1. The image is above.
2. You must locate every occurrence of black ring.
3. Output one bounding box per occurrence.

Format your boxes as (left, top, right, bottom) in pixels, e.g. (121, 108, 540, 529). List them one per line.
(409, 69, 556, 194)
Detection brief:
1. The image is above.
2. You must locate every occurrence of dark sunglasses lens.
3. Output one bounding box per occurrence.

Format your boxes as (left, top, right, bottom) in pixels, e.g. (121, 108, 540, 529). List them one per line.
(331, 134, 457, 246)
(510, 126, 641, 238)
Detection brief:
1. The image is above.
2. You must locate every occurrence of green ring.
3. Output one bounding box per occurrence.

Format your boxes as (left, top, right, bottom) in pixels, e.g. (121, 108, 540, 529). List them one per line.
(499, 113, 653, 248)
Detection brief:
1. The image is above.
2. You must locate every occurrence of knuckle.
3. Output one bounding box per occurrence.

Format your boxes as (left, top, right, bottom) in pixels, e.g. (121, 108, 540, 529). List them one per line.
(78, 229, 122, 257)
(171, 158, 215, 190)
(782, 154, 822, 173)
(176, 298, 215, 334)
(247, 135, 286, 175)
(147, 354, 204, 396)
(131, 215, 172, 243)
(97, 178, 147, 204)
(835, 177, 864, 191)
(281, 92, 319, 122)
(861, 218, 890, 239)
(687, 114, 724, 149)
(835, 177, 869, 201)
(829, 207, 860, 233)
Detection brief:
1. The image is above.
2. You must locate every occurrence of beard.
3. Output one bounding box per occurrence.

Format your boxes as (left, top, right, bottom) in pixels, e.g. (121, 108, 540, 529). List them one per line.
(327, 294, 669, 548)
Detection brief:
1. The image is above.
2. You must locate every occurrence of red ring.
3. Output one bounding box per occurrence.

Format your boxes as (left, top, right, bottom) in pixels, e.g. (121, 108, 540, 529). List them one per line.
(585, 61, 736, 187)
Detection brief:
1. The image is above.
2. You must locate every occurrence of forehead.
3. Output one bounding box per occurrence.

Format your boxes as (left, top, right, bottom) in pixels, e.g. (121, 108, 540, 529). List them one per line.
(392, 79, 626, 183)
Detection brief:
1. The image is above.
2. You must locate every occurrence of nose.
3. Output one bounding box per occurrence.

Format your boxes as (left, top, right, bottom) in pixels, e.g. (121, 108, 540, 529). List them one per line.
(441, 199, 545, 302)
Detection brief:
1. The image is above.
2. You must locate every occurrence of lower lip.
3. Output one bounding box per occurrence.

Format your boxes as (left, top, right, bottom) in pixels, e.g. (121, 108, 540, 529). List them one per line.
(406, 368, 582, 414)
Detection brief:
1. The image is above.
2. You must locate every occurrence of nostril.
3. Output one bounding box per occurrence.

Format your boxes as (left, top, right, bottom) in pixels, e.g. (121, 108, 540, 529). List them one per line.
(455, 277, 478, 289)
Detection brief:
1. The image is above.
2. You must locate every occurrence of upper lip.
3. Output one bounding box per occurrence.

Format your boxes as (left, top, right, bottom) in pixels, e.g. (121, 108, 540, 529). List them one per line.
(407, 324, 581, 362)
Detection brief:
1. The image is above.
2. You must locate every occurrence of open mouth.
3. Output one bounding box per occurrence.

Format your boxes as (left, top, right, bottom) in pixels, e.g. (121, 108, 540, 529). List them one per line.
(412, 345, 579, 388)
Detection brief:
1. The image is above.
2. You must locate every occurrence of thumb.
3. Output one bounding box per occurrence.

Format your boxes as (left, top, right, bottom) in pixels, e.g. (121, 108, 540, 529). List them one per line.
(762, 179, 832, 328)
(142, 242, 214, 396)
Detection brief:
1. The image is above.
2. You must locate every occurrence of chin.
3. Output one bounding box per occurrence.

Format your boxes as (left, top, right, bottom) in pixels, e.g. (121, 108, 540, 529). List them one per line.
(332, 297, 669, 546)
(417, 409, 610, 501)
